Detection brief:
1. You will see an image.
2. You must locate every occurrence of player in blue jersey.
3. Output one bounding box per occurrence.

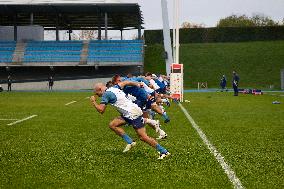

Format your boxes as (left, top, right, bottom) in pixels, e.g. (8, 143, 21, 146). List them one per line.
(112, 75, 168, 139)
(90, 82, 170, 159)
(145, 73, 179, 105)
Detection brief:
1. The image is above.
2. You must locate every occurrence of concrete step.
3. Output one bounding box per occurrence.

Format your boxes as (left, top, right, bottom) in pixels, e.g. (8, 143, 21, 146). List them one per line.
(12, 42, 26, 64)
(80, 40, 90, 65)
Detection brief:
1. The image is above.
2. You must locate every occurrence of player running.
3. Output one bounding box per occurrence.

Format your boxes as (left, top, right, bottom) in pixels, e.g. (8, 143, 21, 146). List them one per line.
(111, 75, 168, 139)
(90, 81, 170, 159)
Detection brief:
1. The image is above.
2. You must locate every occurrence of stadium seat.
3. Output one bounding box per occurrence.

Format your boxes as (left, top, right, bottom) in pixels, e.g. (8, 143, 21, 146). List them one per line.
(88, 40, 143, 63)
(23, 41, 83, 63)
(21, 40, 143, 64)
(0, 41, 16, 63)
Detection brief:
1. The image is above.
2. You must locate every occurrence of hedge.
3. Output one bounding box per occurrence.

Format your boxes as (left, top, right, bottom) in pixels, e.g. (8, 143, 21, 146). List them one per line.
(144, 26, 284, 44)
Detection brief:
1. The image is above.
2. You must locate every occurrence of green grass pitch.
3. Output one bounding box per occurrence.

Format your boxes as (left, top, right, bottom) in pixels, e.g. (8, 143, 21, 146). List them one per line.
(0, 92, 283, 188)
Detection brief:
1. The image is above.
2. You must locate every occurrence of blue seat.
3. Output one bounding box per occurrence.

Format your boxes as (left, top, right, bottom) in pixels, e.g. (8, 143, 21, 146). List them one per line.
(87, 40, 143, 63)
(24, 41, 83, 63)
(0, 41, 16, 63)
(22, 40, 143, 64)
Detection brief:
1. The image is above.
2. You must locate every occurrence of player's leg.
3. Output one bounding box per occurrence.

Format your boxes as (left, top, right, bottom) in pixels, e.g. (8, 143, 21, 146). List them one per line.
(151, 102, 170, 123)
(109, 117, 136, 152)
(233, 84, 238, 96)
(143, 111, 167, 139)
(135, 126, 170, 159)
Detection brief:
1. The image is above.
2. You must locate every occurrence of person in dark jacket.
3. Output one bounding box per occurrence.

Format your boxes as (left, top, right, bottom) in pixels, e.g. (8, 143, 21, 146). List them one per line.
(7, 75, 12, 92)
(232, 71, 240, 96)
(48, 76, 54, 91)
(220, 75, 227, 92)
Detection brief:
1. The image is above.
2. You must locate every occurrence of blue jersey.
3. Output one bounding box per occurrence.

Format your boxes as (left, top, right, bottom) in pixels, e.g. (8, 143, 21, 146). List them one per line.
(136, 77, 150, 86)
(124, 85, 147, 102)
(100, 86, 143, 120)
(122, 77, 150, 86)
(154, 79, 166, 89)
(121, 77, 148, 102)
(100, 91, 117, 105)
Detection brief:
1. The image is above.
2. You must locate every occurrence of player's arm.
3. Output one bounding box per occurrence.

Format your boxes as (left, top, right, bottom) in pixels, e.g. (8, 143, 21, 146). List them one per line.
(90, 96, 107, 114)
(118, 80, 141, 89)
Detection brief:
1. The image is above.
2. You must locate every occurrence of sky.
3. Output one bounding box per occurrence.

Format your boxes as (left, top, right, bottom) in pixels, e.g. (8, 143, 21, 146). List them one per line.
(122, 0, 284, 29)
(42, 0, 284, 40)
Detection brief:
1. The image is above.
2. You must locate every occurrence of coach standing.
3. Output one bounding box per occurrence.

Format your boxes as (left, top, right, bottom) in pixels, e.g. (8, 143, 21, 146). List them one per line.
(232, 71, 240, 96)
(7, 75, 12, 92)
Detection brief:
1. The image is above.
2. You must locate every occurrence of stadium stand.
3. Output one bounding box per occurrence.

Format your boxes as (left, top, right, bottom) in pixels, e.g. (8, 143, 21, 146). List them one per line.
(24, 41, 83, 63)
(1, 40, 143, 65)
(88, 40, 143, 63)
(0, 41, 16, 63)
(0, 2, 144, 89)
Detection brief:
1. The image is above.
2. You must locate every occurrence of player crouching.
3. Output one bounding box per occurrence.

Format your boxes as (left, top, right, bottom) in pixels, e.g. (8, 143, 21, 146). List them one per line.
(90, 82, 170, 159)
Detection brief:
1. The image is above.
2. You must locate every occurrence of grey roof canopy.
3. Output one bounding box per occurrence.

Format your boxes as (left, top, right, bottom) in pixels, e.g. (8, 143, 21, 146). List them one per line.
(0, 3, 144, 30)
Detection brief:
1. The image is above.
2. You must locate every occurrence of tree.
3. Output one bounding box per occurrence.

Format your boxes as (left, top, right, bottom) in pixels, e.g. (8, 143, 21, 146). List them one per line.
(217, 15, 255, 27)
(181, 21, 205, 28)
(251, 14, 279, 26)
(79, 30, 98, 40)
(217, 14, 280, 27)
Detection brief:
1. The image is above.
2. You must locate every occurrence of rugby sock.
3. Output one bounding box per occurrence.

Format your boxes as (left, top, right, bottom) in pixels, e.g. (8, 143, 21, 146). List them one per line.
(159, 105, 165, 112)
(161, 99, 168, 103)
(121, 134, 133, 144)
(159, 129, 166, 136)
(156, 144, 168, 154)
(144, 118, 160, 133)
(144, 118, 158, 127)
(162, 112, 169, 121)
(148, 110, 156, 119)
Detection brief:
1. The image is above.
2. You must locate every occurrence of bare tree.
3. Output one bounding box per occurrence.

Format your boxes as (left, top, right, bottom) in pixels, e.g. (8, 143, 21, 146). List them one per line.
(79, 30, 98, 40)
(181, 21, 205, 28)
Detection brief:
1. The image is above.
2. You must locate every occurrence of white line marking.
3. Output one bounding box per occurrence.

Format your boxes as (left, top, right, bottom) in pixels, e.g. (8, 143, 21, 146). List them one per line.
(7, 115, 38, 126)
(65, 101, 77, 106)
(0, 119, 18, 121)
(179, 103, 244, 189)
(86, 97, 90, 99)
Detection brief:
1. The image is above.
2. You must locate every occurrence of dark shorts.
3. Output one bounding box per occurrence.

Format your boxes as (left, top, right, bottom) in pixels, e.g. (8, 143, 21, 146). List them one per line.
(156, 88, 166, 94)
(123, 116, 144, 129)
(146, 96, 156, 110)
(134, 99, 147, 109)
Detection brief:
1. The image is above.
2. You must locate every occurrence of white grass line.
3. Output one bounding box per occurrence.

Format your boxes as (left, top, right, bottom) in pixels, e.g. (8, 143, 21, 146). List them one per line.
(85, 97, 90, 99)
(0, 119, 18, 121)
(65, 101, 77, 106)
(7, 115, 38, 126)
(179, 103, 244, 189)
